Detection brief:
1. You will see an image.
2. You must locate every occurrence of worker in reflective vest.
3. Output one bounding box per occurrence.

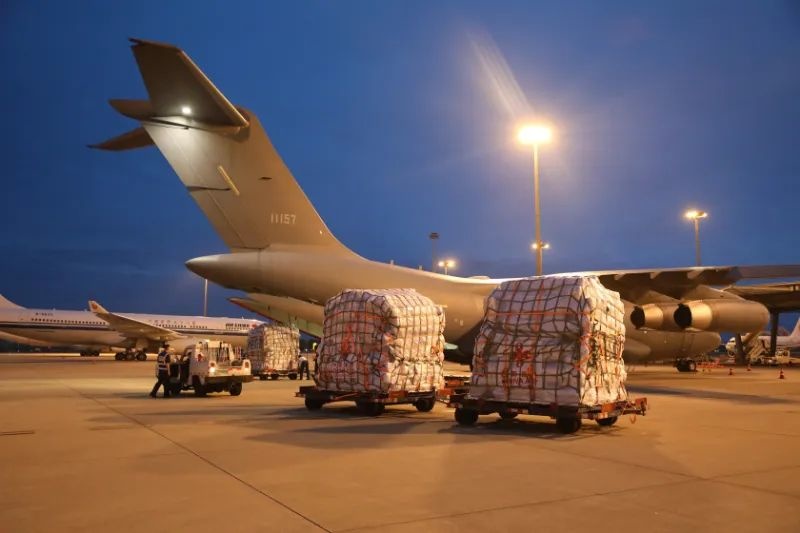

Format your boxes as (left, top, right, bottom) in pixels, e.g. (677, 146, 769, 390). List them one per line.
(150, 344, 172, 398)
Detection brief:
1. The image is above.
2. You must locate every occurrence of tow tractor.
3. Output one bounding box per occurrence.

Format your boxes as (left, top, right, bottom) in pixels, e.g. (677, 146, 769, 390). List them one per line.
(168, 341, 253, 397)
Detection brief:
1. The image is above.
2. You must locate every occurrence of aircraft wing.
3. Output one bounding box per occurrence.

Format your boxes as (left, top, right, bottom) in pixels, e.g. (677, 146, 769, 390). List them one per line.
(722, 281, 800, 313)
(88, 300, 183, 342)
(582, 264, 800, 302)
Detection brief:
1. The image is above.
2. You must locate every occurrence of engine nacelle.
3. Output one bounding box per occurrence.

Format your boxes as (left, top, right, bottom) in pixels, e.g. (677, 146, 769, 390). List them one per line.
(630, 303, 683, 331)
(673, 299, 769, 333)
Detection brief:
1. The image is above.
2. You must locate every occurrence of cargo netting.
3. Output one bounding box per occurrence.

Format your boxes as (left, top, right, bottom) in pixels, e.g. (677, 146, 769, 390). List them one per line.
(469, 276, 628, 407)
(315, 289, 446, 393)
(246, 324, 300, 373)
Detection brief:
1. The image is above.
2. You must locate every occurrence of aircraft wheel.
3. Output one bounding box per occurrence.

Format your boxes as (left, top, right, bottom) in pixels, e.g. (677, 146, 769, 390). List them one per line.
(597, 416, 618, 427)
(305, 398, 324, 411)
(414, 398, 436, 412)
(136, 351, 147, 361)
(229, 382, 243, 396)
(114, 353, 124, 361)
(556, 417, 582, 434)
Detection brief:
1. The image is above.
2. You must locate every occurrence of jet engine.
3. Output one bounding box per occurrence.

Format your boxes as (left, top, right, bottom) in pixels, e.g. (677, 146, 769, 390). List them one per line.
(673, 299, 769, 332)
(630, 303, 683, 331)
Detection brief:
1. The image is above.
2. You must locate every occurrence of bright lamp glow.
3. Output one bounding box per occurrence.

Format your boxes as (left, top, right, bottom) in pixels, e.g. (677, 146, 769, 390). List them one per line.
(684, 209, 708, 220)
(517, 124, 553, 145)
(181, 105, 192, 116)
(437, 259, 456, 268)
(531, 242, 551, 250)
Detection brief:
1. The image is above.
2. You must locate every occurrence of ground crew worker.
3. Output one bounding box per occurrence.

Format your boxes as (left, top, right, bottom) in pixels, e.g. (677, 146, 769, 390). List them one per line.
(150, 344, 172, 398)
(298, 352, 310, 380)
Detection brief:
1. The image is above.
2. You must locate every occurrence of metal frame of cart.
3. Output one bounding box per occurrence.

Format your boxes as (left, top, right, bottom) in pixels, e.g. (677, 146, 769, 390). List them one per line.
(296, 385, 438, 416)
(447, 394, 648, 433)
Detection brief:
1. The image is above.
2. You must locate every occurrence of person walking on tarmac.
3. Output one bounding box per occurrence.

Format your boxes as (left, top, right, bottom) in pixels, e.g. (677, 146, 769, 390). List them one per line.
(298, 352, 310, 380)
(150, 343, 173, 398)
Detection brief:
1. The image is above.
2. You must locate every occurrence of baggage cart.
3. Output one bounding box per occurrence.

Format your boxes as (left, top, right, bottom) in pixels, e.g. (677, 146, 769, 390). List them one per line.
(296, 385, 438, 416)
(447, 393, 647, 433)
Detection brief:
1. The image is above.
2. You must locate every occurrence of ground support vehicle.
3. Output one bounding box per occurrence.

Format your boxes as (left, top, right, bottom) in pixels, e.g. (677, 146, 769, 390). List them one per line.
(296, 385, 439, 416)
(447, 393, 648, 434)
(168, 342, 253, 397)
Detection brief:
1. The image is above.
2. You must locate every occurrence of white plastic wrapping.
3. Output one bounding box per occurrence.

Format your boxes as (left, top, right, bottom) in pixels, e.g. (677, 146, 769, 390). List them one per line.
(469, 276, 628, 407)
(315, 289, 446, 393)
(246, 324, 300, 373)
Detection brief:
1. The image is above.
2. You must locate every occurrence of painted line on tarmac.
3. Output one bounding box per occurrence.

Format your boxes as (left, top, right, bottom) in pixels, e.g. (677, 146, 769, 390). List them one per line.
(63, 383, 332, 533)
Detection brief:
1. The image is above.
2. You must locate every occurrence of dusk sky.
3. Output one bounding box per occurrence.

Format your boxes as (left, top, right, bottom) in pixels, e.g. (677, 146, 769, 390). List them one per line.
(1, 1, 798, 326)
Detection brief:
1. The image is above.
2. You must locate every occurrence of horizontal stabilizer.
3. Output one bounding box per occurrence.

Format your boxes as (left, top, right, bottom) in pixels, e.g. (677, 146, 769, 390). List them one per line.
(129, 38, 248, 127)
(89, 126, 153, 151)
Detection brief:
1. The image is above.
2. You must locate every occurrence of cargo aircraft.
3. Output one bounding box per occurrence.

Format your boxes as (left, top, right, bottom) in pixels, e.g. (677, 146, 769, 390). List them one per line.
(0, 294, 261, 359)
(92, 39, 800, 368)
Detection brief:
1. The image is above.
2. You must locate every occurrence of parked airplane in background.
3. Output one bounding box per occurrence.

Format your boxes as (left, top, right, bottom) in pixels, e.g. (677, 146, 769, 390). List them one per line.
(93, 39, 800, 367)
(725, 317, 800, 355)
(0, 294, 261, 359)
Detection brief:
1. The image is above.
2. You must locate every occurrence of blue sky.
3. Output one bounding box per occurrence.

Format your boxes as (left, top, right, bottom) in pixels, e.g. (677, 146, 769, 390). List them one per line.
(1, 1, 798, 326)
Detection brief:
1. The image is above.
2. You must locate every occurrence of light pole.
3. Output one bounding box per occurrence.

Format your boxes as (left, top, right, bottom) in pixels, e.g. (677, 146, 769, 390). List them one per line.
(437, 259, 456, 275)
(429, 232, 439, 272)
(684, 209, 708, 266)
(518, 124, 553, 275)
(203, 278, 208, 317)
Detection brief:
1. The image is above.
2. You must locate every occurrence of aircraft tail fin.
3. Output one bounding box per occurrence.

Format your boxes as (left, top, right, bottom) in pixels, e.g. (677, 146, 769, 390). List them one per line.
(791, 317, 800, 340)
(0, 294, 25, 309)
(92, 38, 355, 254)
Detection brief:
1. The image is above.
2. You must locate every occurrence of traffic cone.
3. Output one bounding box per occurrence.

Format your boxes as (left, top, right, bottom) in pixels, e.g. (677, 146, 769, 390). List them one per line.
(779, 369, 785, 380)
(728, 368, 734, 376)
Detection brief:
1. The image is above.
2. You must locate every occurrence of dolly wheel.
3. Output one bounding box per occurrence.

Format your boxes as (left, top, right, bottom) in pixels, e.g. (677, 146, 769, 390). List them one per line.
(259, 375, 267, 381)
(414, 398, 436, 412)
(229, 382, 243, 396)
(305, 398, 324, 410)
(288, 373, 298, 380)
(596, 416, 618, 427)
(556, 417, 582, 434)
(170, 383, 182, 396)
(498, 410, 518, 420)
(356, 401, 385, 417)
(270, 374, 279, 380)
(454, 408, 479, 426)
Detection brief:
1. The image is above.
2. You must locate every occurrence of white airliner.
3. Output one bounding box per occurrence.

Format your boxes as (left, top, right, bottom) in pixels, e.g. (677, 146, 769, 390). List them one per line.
(725, 317, 800, 355)
(0, 294, 262, 359)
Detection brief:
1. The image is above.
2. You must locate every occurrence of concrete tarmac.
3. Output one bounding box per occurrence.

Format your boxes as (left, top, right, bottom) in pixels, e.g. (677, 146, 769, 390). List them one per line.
(1, 354, 799, 532)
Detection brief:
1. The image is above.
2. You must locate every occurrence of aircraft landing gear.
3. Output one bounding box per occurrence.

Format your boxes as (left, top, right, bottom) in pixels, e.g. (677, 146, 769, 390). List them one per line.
(675, 358, 697, 372)
(135, 351, 147, 361)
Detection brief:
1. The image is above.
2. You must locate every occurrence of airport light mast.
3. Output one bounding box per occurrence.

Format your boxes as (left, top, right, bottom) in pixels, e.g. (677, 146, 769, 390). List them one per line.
(518, 124, 553, 276)
(437, 259, 456, 275)
(684, 209, 708, 266)
(429, 232, 439, 272)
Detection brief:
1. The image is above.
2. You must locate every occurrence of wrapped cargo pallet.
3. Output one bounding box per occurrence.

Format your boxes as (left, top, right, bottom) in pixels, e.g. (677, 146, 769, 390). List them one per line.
(246, 324, 300, 375)
(315, 289, 446, 393)
(469, 276, 627, 407)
